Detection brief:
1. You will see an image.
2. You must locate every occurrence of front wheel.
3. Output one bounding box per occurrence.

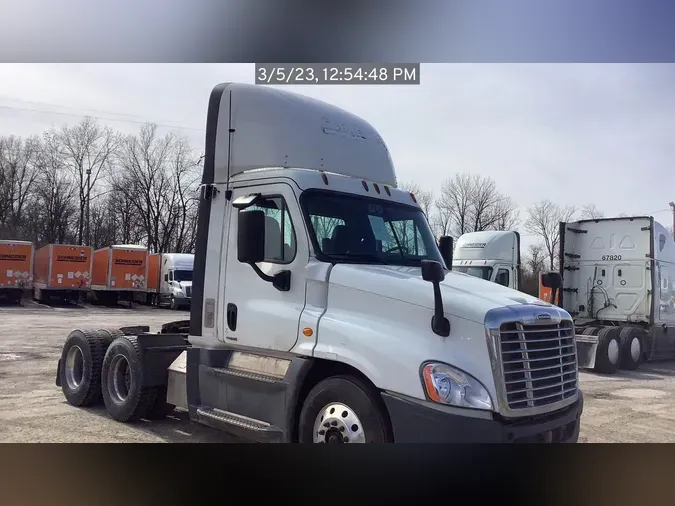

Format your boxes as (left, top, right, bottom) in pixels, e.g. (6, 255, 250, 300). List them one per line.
(298, 375, 392, 443)
(170, 296, 177, 310)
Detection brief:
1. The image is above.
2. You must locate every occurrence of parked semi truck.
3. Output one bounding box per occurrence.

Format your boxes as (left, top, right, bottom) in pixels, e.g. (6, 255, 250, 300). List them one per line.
(33, 244, 93, 304)
(158, 253, 194, 310)
(453, 231, 521, 290)
(55, 83, 583, 443)
(551, 216, 675, 374)
(0, 239, 33, 304)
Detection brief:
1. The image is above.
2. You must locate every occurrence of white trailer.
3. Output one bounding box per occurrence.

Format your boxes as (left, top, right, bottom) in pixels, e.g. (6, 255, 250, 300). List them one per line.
(54, 82, 583, 443)
(158, 253, 194, 310)
(453, 231, 521, 290)
(557, 216, 675, 374)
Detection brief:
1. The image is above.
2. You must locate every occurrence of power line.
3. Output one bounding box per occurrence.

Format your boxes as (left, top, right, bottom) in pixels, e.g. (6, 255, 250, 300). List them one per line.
(0, 102, 205, 132)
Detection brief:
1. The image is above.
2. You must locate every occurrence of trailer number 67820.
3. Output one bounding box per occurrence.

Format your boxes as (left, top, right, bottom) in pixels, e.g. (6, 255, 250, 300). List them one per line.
(602, 254, 622, 261)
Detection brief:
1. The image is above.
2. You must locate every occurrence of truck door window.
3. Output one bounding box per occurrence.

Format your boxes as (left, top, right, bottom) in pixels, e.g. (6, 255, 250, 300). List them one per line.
(168, 271, 173, 281)
(495, 268, 509, 287)
(248, 196, 297, 264)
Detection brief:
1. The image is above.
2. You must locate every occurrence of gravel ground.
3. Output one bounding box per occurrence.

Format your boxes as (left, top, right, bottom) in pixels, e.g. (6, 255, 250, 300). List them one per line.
(1, 299, 675, 443)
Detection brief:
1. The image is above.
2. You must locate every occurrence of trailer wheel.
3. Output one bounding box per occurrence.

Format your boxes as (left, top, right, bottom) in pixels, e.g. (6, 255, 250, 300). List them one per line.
(101, 336, 156, 422)
(59, 329, 107, 407)
(619, 327, 645, 370)
(593, 327, 622, 374)
(298, 375, 392, 443)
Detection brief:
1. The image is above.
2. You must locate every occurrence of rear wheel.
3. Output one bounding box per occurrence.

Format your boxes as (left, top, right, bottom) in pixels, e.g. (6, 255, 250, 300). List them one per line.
(101, 336, 156, 422)
(593, 327, 622, 374)
(298, 375, 392, 443)
(59, 329, 107, 406)
(619, 327, 645, 370)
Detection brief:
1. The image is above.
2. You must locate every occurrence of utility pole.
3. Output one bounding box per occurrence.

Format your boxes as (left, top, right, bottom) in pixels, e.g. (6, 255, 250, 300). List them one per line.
(670, 202, 675, 240)
(86, 168, 92, 246)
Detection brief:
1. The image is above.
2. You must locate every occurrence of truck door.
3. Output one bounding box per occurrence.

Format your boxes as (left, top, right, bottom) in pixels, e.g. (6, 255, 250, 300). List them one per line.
(494, 267, 510, 288)
(221, 183, 308, 351)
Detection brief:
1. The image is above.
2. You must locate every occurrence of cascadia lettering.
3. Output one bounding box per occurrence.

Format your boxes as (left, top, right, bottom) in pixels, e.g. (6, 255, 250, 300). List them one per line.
(0, 254, 27, 261)
(461, 243, 487, 248)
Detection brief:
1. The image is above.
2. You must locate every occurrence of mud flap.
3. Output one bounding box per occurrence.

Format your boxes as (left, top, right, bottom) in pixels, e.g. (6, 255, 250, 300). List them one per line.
(575, 334, 599, 369)
(55, 358, 62, 386)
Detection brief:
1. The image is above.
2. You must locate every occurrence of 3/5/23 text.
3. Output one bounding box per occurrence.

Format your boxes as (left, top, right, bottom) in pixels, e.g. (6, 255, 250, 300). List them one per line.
(255, 64, 420, 85)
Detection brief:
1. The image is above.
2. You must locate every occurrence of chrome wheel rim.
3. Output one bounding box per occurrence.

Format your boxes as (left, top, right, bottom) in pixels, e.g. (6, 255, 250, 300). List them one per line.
(65, 345, 84, 390)
(608, 339, 620, 364)
(630, 337, 641, 362)
(313, 403, 366, 443)
(108, 354, 132, 404)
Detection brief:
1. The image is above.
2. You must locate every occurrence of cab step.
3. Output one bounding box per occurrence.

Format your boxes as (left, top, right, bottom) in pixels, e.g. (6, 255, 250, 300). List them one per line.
(196, 406, 283, 442)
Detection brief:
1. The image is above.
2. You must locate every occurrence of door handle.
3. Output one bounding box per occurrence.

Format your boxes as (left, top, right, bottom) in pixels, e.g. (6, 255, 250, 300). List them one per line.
(226, 303, 238, 331)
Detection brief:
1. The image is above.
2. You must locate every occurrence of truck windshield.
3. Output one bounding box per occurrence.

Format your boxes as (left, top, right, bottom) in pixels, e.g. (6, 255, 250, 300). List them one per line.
(454, 266, 493, 281)
(301, 189, 444, 267)
(174, 270, 193, 282)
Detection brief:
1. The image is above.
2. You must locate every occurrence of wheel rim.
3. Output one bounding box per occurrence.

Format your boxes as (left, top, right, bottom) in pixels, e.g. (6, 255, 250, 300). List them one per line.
(108, 354, 132, 404)
(65, 345, 84, 390)
(630, 337, 641, 362)
(607, 339, 620, 364)
(313, 403, 366, 443)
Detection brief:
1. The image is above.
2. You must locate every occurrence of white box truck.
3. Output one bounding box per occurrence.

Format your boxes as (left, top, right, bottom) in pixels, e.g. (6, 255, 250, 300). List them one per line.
(54, 83, 583, 443)
(159, 253, 194, 310)
(554, 216, 675, 374)
(453, 231, 521, 290)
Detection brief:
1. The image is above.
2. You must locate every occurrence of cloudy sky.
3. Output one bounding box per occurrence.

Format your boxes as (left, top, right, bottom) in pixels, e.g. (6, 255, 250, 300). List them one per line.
(0, 63, 673, 250)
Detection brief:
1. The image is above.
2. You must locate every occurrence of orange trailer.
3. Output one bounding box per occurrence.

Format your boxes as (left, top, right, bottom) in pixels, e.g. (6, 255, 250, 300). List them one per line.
(133, 252, 160, 305)
(33, 244, 93, 303)
(0, 240, 34, 303)
(91, 245, 148, 304)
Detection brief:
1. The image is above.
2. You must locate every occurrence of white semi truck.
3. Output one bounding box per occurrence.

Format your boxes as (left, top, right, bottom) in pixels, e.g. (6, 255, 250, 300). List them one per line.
(54, 83, 583, 443)
(453, 231, 521, 290)
(159, 253, 194, 310)
(554, 216, 675, 374)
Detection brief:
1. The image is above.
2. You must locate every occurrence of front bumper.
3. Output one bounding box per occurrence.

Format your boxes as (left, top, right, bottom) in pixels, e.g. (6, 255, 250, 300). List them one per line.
(382, 390, 583, 443)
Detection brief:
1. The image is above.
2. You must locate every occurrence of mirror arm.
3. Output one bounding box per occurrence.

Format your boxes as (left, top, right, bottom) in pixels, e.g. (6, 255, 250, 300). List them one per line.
(249, 263, 291, 292)
(431, 281, 451, 337)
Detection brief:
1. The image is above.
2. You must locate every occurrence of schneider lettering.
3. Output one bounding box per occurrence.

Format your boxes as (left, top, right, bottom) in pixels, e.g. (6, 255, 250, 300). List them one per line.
(56, 255, 87, 262)
(114, 259, 143, 265)
(0, 254, 27, 261)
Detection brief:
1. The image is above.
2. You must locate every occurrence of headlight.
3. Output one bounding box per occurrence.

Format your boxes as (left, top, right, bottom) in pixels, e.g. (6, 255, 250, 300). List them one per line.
(173, 288, 185, 297)
(421, 362, 493, 410)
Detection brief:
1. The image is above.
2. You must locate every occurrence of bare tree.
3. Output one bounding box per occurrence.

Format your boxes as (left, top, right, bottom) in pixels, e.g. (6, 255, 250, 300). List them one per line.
(434, 173, 518, 238)
(113, 124, 200, 254)
(525, 200, 576, 270)
(57, 117, 120, 245)
(0, 135, 41, 239)
(580, 203, 604, 220)
(526, 243, 547, 275)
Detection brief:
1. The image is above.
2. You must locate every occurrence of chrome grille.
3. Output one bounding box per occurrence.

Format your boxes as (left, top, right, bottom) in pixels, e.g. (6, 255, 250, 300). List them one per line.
(498, 321, 577, 410)
(185, 286, 192, 298)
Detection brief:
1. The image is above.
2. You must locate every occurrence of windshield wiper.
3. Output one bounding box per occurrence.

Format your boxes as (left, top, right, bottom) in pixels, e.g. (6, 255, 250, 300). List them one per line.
(329, 253, 389, 265)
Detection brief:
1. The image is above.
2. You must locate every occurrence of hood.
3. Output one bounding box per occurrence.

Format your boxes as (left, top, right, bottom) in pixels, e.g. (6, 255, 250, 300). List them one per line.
(178, 280, 193, 288)
(328, 264, 551, 324)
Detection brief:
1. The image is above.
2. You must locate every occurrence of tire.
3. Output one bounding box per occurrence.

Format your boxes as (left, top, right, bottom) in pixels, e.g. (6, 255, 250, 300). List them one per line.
(146, 385, 175, 420)
(95, 328, 124, 349)
(170, 296, 177, 310)
(59, 329, 107, 407)
(298, 375, 392, 443)
(100, 336, 156, 422)
(593, 327, 622, 374)
(619, 327, 645, 370)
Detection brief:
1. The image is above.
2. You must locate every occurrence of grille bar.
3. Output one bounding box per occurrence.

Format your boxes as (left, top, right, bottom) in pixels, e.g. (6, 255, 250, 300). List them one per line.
(499, 320, 578, 410)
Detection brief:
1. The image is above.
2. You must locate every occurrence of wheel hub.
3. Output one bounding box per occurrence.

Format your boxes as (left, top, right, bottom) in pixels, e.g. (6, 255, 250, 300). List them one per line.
(607, 339, 620, 364)
(64, 345, 84, 390)
(630, 337, 641, 361)
(108, 354, 131, 404)
(313, 403, 365, 443)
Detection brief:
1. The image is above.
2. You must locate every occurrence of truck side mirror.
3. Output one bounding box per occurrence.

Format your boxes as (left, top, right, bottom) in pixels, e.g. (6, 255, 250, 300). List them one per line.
(420, 260, 450, 337)
(237, 210, 266, 264)
(541, 271, 562, 290)
(421, 259, 445, 283)
(236, 209, 291, 292)
(541, 271, 562, 306)
(438, 236, 453, 270)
